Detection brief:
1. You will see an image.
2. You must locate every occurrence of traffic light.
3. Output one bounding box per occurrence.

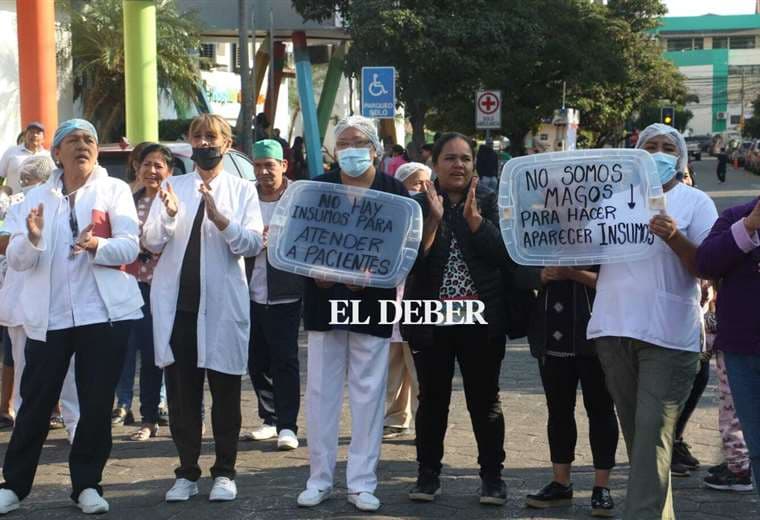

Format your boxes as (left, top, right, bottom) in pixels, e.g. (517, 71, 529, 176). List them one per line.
(661, 106, 675, 126)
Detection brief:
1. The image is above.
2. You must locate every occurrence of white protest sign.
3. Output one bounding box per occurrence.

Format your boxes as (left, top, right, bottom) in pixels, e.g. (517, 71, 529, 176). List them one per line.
(267, 180, 423, 288)
(498, 149, 664, 266)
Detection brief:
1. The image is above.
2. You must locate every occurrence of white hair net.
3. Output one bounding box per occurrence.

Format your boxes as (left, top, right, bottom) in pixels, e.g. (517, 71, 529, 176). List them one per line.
(635, 123, 688, 173)
(395, 162, 431, 182)
(19, 155, 55, 183)
(333, 115, 383, 153)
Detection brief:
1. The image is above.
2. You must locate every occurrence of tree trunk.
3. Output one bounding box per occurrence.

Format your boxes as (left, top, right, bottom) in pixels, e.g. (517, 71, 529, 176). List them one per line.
(408, 104, 427, 161)
(235, 0, 253, 156)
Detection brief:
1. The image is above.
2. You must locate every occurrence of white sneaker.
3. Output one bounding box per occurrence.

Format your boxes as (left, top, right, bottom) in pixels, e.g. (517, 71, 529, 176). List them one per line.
(77, 488, 109, 514)
(297, 487, 332, 507)
(165, 478, 199, 502)
(277, 429, 299, 450)
(209, 477, 237, 502)
(240, 424, 277, 441)
(348, 492, 380, 512)
(0, 489, 19, 514)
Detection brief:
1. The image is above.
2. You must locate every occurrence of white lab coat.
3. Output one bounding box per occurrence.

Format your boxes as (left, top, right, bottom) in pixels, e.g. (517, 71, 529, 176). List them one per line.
(143, 170, 264, 375)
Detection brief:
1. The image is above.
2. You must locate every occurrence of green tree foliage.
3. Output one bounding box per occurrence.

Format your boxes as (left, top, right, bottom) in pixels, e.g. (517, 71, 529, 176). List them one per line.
(633, 106, 694, 132)
(294, 0, 685, 154)
(63, 0, 204, 142)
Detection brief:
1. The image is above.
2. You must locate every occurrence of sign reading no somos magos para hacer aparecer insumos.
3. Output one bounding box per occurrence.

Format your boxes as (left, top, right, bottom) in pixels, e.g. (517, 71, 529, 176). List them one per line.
(498, 149, 665, 266)
(267, 181, 423, 288)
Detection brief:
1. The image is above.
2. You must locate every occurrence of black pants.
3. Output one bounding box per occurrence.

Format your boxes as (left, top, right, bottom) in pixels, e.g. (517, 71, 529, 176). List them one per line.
(538, 355, 618, 470)
(675, 357, 710, 440)
(249, 301, 301, 433)
(717, 167, 726, 182)
(166, 311, 241, 481)
(411, 325, 506, 480)
(1, 321, 131, 501)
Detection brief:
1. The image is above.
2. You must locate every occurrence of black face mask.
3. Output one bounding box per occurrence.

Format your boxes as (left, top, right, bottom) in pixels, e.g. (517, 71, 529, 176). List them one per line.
(191, 147, 224, 171)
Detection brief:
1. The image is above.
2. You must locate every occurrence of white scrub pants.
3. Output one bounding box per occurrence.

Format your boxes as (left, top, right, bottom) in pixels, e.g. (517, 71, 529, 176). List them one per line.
(9, 325, 80, 442)
(305, 330, 390, 494)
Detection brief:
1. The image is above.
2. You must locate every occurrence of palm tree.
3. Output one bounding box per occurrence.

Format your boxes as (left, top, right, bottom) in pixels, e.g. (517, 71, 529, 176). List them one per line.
(63, 0, 205, 142)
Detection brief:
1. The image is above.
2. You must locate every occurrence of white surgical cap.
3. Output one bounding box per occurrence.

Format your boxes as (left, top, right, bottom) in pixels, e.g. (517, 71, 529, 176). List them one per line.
(635, 123, 688, 173)
(334, 115, 382, 153)
(19, 155, 55, 182)
(395, 162, 431, 182)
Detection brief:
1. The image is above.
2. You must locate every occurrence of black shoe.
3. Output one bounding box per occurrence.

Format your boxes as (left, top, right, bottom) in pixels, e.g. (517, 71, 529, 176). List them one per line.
(708, 462, 727, 475)
(704, 467, 754, 492)
(671, 461, 691, 477)
(480, 478, 507, 506)
(525, 481, 573, 509)
(591, 487, 614, 518)
(111, 406, 134, 426)
(408, 468, 440, 502)
(672, 439, 700, 469)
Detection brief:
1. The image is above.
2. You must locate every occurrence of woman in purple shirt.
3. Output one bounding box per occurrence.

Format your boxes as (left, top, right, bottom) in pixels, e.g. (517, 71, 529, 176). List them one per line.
(696, 197, 760, 497)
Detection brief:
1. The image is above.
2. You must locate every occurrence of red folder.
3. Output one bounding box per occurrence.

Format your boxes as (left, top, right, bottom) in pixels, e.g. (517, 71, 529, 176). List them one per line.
(91, 209, 128, 273)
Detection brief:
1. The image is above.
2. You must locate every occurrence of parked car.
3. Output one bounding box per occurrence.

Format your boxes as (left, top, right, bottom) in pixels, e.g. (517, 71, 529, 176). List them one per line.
(685, 137, 702, 161)
(730, 140, 753, 167)
(745, 140, 760, 174)
(97, 142, 256, 182)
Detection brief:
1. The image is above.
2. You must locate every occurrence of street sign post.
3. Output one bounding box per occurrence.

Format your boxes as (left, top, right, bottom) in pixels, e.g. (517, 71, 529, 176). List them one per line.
(476, 90, 502, 130)
(361, 67, 396, 119)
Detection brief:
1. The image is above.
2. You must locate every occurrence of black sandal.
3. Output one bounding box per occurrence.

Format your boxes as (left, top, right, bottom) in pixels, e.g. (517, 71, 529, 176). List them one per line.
(0, 414, 14, 430)
(49, 415, 65, 430)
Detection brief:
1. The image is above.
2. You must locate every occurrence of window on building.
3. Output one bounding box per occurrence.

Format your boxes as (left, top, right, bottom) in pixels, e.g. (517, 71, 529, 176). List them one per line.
(199, 43, 216, 60)
(730, 115, 741, 125)
(713, 37, 729, 49)
(667, 37, 702, 52)
(730, 36, 756, 49)
(232, 43, 240, 72)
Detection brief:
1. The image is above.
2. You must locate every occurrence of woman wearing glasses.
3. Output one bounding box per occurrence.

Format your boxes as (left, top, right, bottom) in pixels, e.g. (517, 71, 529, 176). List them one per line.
(0, 119, 143, 515)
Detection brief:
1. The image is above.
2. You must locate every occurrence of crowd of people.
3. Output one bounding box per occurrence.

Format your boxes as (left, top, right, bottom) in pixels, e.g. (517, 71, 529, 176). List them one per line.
(0, 113, 755, 520)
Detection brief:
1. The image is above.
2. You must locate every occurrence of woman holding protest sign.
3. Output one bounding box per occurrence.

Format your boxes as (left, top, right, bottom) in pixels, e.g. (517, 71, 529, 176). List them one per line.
(297, 115, 409, 513)
(403, 132, 515, 506)
(587, 123, 718, 520)
(142, 114, 263, 504)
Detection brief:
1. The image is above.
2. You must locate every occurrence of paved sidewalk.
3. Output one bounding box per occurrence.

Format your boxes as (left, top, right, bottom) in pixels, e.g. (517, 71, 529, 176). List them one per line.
(0, 339, 757, 519)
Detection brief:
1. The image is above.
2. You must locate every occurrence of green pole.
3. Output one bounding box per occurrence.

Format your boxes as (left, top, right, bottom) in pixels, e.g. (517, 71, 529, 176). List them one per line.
(316, 44, 346, 143)
(123, 0, 159, 143)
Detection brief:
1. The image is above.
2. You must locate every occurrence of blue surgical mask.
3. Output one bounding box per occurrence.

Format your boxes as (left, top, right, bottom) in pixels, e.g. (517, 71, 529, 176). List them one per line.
(338, 148, 372, 178)
(407, 190, 421, 196)
(651, 152, 678, 184)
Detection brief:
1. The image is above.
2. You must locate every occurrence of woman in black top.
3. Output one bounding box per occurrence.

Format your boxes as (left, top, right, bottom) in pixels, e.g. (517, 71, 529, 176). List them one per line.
(404, 133, 511, 506)
(522, 267, 618, 517)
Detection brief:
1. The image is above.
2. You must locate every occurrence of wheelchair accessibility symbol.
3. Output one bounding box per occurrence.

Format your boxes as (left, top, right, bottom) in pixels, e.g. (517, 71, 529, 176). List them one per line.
(361, 66, 396, 118)
(368, 74, 389, 97)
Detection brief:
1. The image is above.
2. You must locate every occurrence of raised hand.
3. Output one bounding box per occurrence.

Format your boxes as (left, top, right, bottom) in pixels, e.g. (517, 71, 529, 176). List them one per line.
(423, 180, 443, 223)
(74, 223, 98, 253)
(743, 198, 760, 235)
(26, 203, 44, 246)
(199, 183, 230, 231)
(159, 183, 179, 218)
(464, 177, 482, 233)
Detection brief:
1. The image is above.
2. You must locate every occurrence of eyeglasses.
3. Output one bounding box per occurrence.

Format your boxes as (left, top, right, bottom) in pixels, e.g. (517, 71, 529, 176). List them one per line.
(335, 139, 372, 150)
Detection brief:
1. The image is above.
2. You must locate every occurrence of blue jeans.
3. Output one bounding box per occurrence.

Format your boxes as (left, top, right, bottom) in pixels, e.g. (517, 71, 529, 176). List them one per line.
(115, 282, 163, 424)
(724, 351, 760, 496)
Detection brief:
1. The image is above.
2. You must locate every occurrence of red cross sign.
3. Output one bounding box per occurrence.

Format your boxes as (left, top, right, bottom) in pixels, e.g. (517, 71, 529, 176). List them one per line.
(475, 90, 502, 129)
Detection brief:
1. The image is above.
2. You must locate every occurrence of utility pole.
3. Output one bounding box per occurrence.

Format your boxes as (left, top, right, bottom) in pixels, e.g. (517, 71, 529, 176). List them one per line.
(268, 1, 275, 137)
(739, 67, 746, 129)
(236, 0, 253, 157)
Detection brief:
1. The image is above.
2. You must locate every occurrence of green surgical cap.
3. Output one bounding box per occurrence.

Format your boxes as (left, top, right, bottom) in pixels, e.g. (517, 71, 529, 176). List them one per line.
(254, 139, 284, 161)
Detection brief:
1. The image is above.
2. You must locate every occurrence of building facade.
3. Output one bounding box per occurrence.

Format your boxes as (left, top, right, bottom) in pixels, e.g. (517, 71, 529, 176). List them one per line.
(655, 13, 760, 136)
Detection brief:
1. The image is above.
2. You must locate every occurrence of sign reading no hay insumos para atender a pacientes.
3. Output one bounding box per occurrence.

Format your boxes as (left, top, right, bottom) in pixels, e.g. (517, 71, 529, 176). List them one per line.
(498, 149, 665, 266)
(267, 181, 423, 288)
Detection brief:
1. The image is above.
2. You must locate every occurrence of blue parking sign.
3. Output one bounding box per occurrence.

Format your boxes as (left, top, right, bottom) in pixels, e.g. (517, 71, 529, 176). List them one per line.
(361, 67, 395, 119)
